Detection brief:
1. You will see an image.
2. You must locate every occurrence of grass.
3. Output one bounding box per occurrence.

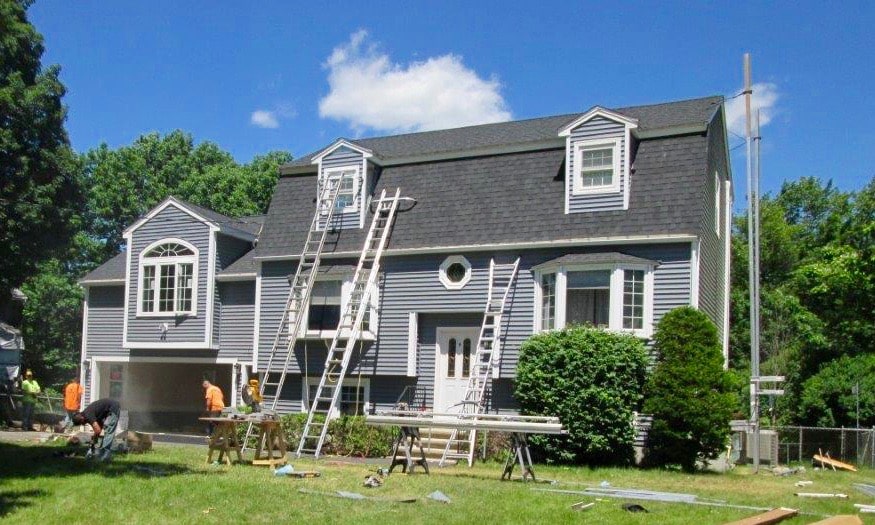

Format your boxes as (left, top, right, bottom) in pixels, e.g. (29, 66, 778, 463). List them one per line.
(1, 436, 874, 524)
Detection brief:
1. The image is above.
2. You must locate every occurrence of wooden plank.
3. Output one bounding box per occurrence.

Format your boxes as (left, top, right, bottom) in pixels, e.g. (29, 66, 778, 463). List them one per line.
(807, 516, 863, 525)
(722, 507, 798, 525)
(813, 454, 858, 472)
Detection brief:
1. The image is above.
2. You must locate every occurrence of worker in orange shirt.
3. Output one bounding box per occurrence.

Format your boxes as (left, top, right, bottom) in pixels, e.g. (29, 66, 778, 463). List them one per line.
(63, 376, 84, 432)
(202, 380, 225, 435)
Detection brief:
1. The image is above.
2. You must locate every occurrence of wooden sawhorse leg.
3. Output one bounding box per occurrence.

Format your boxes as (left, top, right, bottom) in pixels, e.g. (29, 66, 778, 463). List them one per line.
(388, 426, 429, 475)
(252, 423, 287, 467)
(501, 432, 535, 482)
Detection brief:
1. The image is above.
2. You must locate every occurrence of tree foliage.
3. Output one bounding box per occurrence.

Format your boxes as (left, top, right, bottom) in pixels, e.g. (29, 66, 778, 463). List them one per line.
(0, 0, 82, 297)
(643, 307, 737, 472)
(515, 326, 648, 465)
(798, 354, 875, 428)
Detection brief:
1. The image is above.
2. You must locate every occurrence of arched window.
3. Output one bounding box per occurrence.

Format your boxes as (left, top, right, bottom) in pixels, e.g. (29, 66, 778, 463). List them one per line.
(138, 239, 198, 316)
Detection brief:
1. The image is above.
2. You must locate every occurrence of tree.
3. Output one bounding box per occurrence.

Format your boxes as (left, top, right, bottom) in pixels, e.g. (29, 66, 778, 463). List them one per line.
(798, 354, 875, 428)
(19, 259, 83, 388)
(515, 326, 648, 465)
(643, 307, 737, 472)
(0, 0, 82, 298)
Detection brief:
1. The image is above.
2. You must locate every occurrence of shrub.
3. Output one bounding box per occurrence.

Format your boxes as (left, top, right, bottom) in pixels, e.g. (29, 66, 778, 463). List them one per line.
(798, 354, 875, 427)
(326, 416, 395, 457)
(643, 307, 737, 472)
(515, 326, 649, 465)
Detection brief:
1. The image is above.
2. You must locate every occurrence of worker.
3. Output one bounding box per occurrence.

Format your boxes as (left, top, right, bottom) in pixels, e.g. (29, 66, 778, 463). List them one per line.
(63, 376, 84, 432)
(244, 378, 263, 413)
(202, 380, 225, 435)
(72, 398, 120, 462)
(20, 369, 40, 431)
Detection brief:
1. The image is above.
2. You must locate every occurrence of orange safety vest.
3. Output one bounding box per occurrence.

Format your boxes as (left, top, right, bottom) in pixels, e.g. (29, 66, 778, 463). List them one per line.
(64, 382, 83, 411)
(205, 385, 225, 411)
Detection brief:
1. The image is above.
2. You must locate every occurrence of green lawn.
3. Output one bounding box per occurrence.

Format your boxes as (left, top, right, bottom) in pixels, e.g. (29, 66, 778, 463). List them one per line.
(1, 436, 874, 524)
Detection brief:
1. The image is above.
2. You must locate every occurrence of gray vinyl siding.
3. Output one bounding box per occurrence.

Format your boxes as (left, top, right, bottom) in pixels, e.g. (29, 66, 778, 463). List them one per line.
(320, 146, 364, 230)
(218, 281, 256, 361)
(214, 235, 253, 345)
(85, 286, 125, 357)
(699, 108, 730, 341)
(255, 244, 691, 413)
(568, 116, 628, 213)
(125, 205, 211, 344)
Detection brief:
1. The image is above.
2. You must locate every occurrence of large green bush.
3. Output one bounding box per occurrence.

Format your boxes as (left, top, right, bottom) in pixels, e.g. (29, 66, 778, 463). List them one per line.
(514, 326, 649, 465)
(798, 354, 875, 427)
(643, 307, 737, 472)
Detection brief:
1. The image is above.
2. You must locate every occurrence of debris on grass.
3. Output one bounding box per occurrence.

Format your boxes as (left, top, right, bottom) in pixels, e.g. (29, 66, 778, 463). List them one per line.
(202, 507, 215, 514)
(852, 483, 875, 498)
(808, 516, 863, 524)
(813, 452, 857, 472)
(274, 464, 294, 476)
(533, 487, 777, 514)
(622, 503, 648, 513)
(722, 507, 798, 525)
(363, 475, 383, 488)
(794, 492, 848, 498)
(794, 481, 814, 487)
(570, 501, 593, 511)
(428, 490, 451, 504)
(773, 466, 806, 476)
(132, 466, 166, 477)
(298, 488, 417, 503)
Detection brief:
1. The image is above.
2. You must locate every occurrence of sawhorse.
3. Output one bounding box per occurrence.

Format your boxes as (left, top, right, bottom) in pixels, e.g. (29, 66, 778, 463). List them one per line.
(501, 432, 536, 482)
(388, 426, 429, 475)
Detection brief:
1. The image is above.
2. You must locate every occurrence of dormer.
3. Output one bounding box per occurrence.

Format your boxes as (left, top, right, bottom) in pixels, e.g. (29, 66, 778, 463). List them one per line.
(558, 107, 638, 214)
(311, 139, 374, 229)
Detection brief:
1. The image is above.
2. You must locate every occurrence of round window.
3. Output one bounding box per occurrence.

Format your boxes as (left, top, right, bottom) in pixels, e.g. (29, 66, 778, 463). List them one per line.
(446, 262, 467, 283)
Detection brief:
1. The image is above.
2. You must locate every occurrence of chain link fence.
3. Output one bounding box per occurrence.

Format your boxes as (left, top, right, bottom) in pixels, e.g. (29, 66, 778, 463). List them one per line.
(765, 425, 875, 468)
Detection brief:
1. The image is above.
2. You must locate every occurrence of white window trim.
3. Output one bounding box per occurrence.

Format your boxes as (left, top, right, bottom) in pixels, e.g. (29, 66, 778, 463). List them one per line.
(297, 274, 378, 340)
(572, 138, 622, 195)
(535, 263, 655, 338)
(302, 377, 370, 418)
(439, 255, 472, 290)
(136, 238, 199, 317)
(322, 165, 361, 214)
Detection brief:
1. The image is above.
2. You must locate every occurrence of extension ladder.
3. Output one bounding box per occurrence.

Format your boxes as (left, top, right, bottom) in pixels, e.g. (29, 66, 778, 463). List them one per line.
(296, 188, 402, 458)
(242, 178, 343, 450)
(439, 258, 520, 466)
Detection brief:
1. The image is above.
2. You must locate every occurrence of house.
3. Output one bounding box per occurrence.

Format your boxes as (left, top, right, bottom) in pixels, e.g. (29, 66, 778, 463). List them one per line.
(78, 95, 732, 433)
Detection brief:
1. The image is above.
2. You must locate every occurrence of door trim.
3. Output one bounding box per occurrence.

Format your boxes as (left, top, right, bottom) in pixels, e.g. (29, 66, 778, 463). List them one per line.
(434, 326, 479, 412)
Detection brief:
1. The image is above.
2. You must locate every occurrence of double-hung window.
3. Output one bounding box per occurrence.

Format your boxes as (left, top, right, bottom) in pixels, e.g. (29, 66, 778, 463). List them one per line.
(573, 138, 621, 194)
(139, 240, 198, 316)
(323, 166, 359, 212)
(301, 276, 378, 337)
(536, 263, 654, 337)
(304, 378, 369, 417)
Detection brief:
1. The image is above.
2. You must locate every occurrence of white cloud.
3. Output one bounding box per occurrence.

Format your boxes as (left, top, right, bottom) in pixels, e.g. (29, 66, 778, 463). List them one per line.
(319, 30, 511, 134)
(725, 83, 780, 137)
(250, 110, 279, 129)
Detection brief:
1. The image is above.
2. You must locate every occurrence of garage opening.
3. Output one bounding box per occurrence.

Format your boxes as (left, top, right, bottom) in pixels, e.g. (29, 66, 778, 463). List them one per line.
(93, 361, 233, 433)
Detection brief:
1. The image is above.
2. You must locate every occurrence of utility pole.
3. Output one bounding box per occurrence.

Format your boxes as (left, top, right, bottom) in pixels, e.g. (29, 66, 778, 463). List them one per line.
(743, 53, 761, 473)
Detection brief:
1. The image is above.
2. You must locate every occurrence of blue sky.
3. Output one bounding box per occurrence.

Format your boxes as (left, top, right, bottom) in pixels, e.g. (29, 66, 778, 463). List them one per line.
(29, 1, 874, 205)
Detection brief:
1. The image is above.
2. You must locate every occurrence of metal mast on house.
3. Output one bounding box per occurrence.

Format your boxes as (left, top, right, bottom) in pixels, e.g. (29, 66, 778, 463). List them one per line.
(296, 188, 403, 458)
(440, 258, 520, 467)
(242, 178, 343, 449)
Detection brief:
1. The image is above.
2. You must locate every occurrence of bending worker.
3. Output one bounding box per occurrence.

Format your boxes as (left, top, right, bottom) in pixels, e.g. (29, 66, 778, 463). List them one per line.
(72, 398, 121, 462)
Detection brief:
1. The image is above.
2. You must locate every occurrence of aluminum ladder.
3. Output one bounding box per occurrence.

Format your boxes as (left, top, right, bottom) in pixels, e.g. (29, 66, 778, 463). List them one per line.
(296, 188, 402, 458)
(440, 258, 520, 466)
(241, 177, 343, 451)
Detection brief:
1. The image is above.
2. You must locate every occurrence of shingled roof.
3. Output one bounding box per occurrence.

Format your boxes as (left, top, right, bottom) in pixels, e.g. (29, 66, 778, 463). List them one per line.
(282, 96, 721, 169)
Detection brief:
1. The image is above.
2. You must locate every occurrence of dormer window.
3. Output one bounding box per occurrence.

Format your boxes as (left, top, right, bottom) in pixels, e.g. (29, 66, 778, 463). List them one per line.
(324, 166, 359, 212)
(138, 239, 198, 316)
(573, 138, 621, 195)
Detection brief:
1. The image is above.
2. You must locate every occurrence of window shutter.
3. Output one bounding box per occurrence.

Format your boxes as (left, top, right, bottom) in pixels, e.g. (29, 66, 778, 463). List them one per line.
(407, 313, 417, 377)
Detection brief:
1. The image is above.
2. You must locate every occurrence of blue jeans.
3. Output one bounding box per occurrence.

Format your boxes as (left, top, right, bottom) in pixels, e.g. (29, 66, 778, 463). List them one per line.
(97, 412, 119, 458)
(22, 403, 34, 431)
(63, 410, 77, 430)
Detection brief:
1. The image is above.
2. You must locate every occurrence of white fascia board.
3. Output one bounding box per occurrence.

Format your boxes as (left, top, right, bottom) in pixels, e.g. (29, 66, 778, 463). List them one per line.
(79, 279, 126, 286)
(123, 197, 220, 237)
(79, 288, 89, 391)
(205, 230, 217, 346)
(558, 106, 639, 137)
(407, 312, 417, 377)
(123, 342, 219, 350)
(215, 273, 257, 282)
(252, 261, 262, 371)
(253, 234, 699, 261)
(122, 238, 132, 344)
(310, 139, 374, 165)
(91, 355, 238, 364)
(722, 179, 732, 366)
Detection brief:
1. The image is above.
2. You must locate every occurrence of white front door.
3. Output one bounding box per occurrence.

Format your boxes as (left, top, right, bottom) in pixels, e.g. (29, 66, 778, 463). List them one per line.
(434, 327, 479, 413)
